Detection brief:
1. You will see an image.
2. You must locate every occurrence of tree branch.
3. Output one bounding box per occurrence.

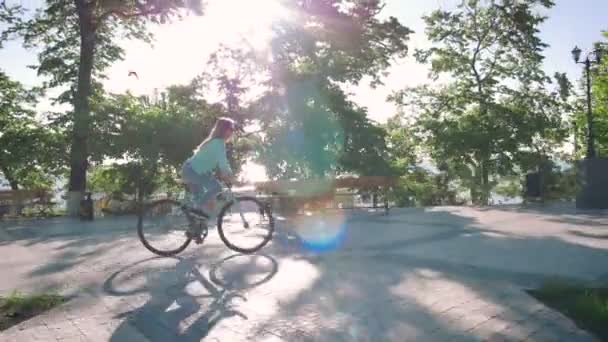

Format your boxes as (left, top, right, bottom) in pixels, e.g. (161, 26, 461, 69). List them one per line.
(0, 165, 19, 190)
(98, 7, 165, 23)
(239, 128, 266, 138)
(481, 51, 499, 83)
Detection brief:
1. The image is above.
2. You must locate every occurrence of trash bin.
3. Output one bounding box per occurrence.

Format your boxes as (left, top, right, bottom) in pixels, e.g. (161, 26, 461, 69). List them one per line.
(525, 173, 541, 198)
(80, 192, 94, 221)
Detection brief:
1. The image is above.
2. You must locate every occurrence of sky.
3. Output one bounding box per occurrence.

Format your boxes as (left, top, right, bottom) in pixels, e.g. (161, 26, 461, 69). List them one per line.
(1, 0, 607, 121)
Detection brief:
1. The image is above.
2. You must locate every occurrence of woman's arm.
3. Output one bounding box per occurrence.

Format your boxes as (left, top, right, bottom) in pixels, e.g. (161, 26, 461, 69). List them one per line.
(217, 171, 240, 186)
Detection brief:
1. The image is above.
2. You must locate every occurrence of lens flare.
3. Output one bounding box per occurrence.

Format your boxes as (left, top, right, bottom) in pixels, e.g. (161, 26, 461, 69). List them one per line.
(293, 211, 347, 252)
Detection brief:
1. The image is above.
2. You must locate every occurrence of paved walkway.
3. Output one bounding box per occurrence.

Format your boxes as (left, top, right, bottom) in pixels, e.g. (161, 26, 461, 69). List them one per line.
(1, 204, 607, 341)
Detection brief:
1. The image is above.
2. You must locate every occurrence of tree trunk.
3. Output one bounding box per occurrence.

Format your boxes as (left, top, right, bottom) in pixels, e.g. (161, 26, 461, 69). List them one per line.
(67, 0, 97, 216)
(469, 187, 476, 205)
(0, 166, 23, 215)
(468, 160, 481, 205)
(480, 159, 490, 206)
(0, 166, 19, 190)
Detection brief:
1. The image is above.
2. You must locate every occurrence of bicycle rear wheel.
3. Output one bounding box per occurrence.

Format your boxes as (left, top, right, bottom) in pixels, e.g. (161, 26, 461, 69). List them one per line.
(137, 199, 192, 256)
(217, 196, 274, 254)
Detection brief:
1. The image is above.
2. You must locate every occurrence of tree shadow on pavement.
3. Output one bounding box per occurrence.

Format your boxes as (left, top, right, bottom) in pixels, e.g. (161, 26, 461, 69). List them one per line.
(0, 216, 138, 247)
(4, 205, 607, 340)
(105, 253, 278, 342)
(2, 216, 222, 296)
(245, 207, 606, 341)
(568, 229, 608, 240)
(477, 202, 608, 226)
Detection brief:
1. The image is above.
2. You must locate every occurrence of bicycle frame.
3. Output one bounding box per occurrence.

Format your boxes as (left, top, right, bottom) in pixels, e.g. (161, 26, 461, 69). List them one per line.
(182, 183, 249, 228)
(221, 185, 249, 228)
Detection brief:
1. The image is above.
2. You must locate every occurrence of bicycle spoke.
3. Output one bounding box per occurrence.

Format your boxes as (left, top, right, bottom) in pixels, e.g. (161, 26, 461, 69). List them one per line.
(138, 200, 192, 256)
(217, 197, 274, 254)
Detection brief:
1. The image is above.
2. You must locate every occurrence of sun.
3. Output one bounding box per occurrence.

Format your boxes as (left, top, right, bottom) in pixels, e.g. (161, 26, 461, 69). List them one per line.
(209, 0, 288, 47)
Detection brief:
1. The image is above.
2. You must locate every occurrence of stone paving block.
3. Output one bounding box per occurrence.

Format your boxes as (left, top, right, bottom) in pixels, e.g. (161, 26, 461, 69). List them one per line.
(505, 294, 547, 316)
(57, 334, 89, 342)
(412, 330, 457, 342)
(251, 332, 287, 342)
(381, 320, 428, 341)
(434, 307, 474, 330)
(278, 329, 317, 342)
(534, 309, 581, 333)
(463, 298, 494, 313)
(102, 316, 123, 328)
(394, 312, 443, 335)
(47, 320, 86, 340)
(0, 331, 34, 342)
(469, 316, 512, 338)
(40, 308, 72, 326)
(500, 320, 545, 341)
(125, 294, 151, 311)
(429, 299, 464, 314)
(494, 309, 529, 325)
(564, 330, 601, 342)
(447, 332, 485, 342)
(101, 296, 139, 317)
(127, 314, 178, 341)
(473, 302, 506, 319)
(479, 331, 514, 342)
(204, 324, 249, 342)
(112, 322, 150, 342)
(61, 298, 99, 320)
(372, 298, 441, 333)
(10, 314, 48, 330)
(241, 326, 279, 341)
(237, 293, 281, 317)
(454, 311, 494, 331)
(258, 319, 311, 340)
(73, 317, 115, 341)
(526, 328, 574, 342)
(27, 324, 57, 341)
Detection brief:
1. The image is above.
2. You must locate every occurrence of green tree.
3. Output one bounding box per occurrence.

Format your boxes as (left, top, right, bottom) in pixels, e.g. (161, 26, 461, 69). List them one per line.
(564, 31, 608, 160)
(0, 70, 66, 190)
(1, 0, 204, 214)
(590, 31, 608, 156)
(392, 0, 563, 205)
(235, 0, 412, 179)
(88, 93, 188, 201)
(87, 82, 258, 200)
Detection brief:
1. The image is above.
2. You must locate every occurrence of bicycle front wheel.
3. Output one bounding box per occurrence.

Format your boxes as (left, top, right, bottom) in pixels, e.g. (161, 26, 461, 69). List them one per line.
(137, 199, 192, 257)
(217, 196, 274, 254)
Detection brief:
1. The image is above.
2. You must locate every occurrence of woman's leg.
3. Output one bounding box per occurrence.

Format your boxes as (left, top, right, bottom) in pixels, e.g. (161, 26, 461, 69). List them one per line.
(197, 176, 222, 210)
(181, 162, 223, 211)
(182, 162, 205, 203)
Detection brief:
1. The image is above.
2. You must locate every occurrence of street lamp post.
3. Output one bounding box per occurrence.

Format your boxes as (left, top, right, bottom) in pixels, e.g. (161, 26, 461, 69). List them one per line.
(572, 46, 603, 159)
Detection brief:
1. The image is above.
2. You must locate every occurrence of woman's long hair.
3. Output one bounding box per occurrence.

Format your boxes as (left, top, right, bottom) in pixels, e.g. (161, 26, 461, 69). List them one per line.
(194, 117, 235, 152)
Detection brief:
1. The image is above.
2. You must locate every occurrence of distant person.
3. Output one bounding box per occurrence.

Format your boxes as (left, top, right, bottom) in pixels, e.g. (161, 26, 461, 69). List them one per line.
(181, 117, 239, 215)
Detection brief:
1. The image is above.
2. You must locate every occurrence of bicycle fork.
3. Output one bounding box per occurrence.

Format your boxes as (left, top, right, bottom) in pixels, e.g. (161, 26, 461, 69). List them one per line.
(226, 189, 249, 229)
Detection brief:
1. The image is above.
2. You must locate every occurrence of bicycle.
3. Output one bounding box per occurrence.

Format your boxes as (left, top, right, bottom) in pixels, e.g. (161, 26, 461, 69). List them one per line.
(137, 182, 275, 256)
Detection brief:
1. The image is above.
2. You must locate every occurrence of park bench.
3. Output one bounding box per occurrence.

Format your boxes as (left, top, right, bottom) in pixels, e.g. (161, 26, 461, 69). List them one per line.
(0, 189, 55, 218)
(254, 176, 397, 216)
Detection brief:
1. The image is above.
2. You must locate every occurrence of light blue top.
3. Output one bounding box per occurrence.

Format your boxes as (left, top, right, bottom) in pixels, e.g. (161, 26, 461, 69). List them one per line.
(188, 139, 233, 176)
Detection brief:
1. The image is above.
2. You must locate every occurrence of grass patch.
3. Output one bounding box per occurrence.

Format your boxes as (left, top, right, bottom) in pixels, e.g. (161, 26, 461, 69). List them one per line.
(529, 282, 608, 341)
(0, 291, 65, 331)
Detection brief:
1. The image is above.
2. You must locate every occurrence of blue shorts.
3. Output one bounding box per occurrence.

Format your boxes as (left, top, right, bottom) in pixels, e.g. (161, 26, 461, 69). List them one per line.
(181, 161, 222, 204)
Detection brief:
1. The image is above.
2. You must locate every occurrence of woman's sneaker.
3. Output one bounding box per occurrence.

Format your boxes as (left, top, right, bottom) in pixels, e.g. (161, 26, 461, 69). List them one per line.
(186, 215, 207, 244)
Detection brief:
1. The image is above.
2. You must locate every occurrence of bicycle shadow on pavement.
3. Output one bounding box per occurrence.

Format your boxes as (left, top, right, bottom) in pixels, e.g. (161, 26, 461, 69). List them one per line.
(105, 252, 278, 341)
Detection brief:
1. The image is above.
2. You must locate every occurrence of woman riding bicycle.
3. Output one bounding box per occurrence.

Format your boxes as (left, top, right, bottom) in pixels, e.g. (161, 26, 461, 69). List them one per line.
(138, 117, 274, 255)
(181, 117, 239, 215)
